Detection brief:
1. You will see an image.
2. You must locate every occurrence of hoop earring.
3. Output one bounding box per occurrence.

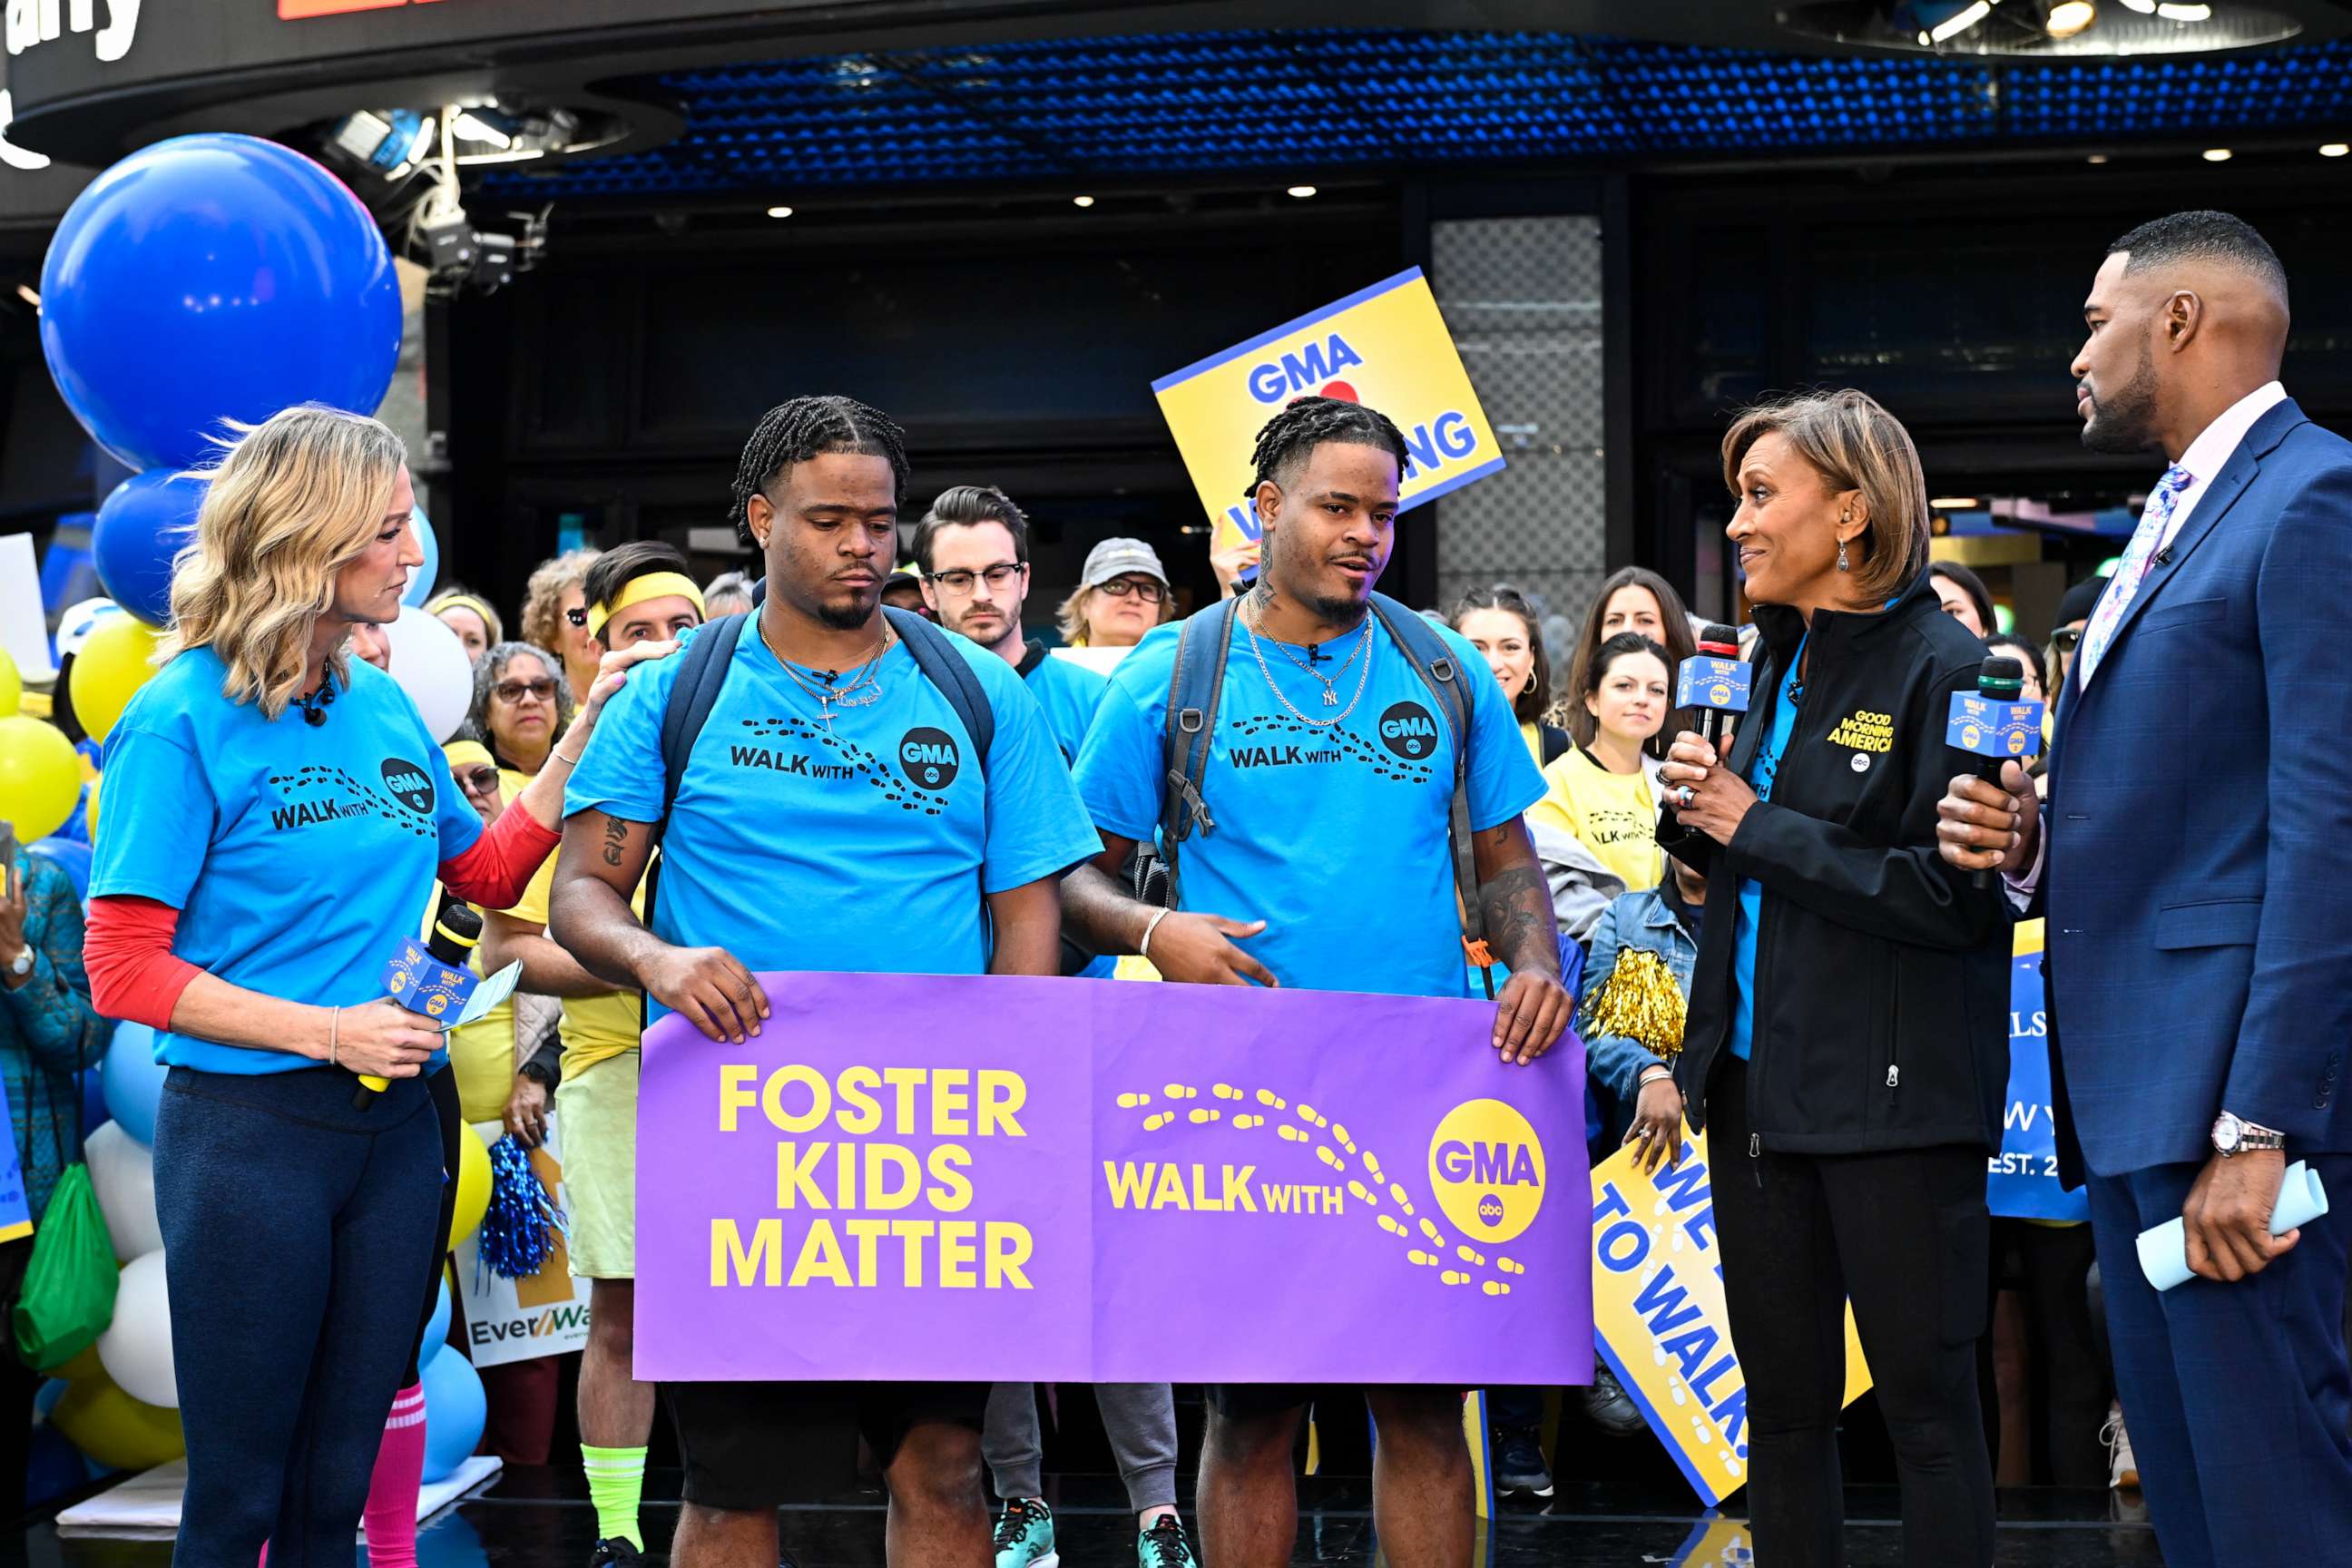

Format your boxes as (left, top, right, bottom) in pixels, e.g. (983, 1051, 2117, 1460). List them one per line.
(1523, 671, 1536, 694)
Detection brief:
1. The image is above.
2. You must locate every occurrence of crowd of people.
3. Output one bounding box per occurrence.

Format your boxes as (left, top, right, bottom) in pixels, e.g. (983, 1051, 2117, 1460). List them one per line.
(0, 205, 2337, 1568)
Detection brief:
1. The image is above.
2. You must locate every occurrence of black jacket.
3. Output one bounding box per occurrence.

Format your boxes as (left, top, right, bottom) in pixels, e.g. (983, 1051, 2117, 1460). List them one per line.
(1663, 574, 2011, 1155)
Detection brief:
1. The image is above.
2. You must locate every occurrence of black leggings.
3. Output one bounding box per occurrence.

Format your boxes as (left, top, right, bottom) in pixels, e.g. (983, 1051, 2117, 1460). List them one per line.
(153, 1066, 444, 1568)
(406, 1066, 465, 1386)
(1711, 1057, 1996, 1568)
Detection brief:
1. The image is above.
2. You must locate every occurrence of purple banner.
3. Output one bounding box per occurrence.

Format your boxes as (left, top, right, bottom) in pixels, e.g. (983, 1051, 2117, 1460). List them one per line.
(635, 973, 1592, 1387)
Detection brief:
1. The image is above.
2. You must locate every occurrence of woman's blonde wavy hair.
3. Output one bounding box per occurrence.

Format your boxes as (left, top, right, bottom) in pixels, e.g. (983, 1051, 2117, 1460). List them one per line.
(161, 405, 408, 719)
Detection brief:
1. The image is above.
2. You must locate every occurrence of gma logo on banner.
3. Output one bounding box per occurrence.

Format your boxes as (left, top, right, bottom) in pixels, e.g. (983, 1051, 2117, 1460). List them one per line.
(1590, 1130, 1870, 1506)
(1151, 267, 1504, 557)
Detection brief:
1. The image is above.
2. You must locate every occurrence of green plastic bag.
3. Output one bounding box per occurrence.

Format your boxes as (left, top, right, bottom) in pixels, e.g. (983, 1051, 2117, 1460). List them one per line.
(13, 1164, 121, 1371)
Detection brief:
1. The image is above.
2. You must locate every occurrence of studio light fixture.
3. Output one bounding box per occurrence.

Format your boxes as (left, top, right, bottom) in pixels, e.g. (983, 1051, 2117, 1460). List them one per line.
(2202, 146, 2232, 161)
(766, 205, 794, 217)
(1287, 184, 1318, 198)
(2044, 0, 2097, 37)
(1072, 194, 1095, 208)
(2322, 143, 2351, 158)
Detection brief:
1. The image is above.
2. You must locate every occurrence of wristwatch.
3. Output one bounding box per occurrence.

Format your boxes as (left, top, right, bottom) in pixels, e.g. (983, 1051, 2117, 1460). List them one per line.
(4, 946, 32, 979)
(2211, 1111, 2287, 1158)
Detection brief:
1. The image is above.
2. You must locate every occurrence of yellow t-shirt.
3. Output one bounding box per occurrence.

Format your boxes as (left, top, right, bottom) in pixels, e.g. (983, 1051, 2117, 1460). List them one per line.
(1518, 721, 1546, 775)
(1527, 747, 1662, 894)
(444, 950, 518, 1123)
(506, 847, 649, 1082)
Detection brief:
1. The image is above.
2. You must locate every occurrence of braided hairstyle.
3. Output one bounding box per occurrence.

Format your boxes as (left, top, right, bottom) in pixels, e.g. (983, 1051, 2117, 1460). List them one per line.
(729, 396, 911, 546)
(1243, 396, 1411, 504)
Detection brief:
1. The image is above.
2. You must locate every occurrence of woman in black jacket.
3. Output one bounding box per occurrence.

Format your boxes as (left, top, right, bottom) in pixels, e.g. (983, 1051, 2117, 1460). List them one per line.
(1659, 389, 2010, 1567)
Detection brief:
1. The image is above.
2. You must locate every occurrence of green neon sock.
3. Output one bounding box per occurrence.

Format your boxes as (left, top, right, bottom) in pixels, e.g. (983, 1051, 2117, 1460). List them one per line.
(581, 1444, 649, 1551)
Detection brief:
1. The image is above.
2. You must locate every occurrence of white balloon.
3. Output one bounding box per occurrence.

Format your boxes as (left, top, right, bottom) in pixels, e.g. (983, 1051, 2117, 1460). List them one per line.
(85, 1121, 162, 1263)
(383, 604, 474, 742)
(96, 1251, 177, 1409)
(55, 596, 128, 662)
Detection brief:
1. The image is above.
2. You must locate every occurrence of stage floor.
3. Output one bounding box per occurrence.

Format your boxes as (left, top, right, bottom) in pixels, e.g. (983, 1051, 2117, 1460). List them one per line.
(25, 1465, 2166, 1566)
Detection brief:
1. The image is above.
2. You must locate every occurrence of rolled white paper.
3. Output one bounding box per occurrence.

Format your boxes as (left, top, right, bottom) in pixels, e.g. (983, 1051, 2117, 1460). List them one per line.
(2138, 1159, 2329, 1291)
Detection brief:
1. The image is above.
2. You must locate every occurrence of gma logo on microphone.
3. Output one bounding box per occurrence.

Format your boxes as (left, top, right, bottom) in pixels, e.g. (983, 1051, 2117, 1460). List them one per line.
(1428, 1099, 1547, 1245)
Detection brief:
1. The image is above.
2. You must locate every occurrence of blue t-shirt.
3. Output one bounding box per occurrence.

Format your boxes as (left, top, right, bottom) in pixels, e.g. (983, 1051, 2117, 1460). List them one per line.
(1727, 636, 1807, 1062)
(1016, 645, 1114, 979)
(1019, 645, 1109, 764)
(564, 616, 1099, 1013)
(1074, 612, 1546, 997)
(90, 650, 483, 1074)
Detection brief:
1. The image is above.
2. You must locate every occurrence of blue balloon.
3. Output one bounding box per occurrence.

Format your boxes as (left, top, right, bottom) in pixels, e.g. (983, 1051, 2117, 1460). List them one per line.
(402, 506, 440, 609)
(40, 133, 402, 472)
(26, 837, 91, 900)
(77, 1067, 109, 1142)
(419, 1276, 452, 1368)
(100, 1023, 167, 1146)
(34, 1377, 68, 1420)
(418, 1346, 485, 1484)
(93, 470, 207, 626)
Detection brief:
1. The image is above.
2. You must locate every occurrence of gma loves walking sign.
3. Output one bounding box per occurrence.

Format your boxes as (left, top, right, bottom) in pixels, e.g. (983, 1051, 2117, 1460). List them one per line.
(634, 974, 1592, 1386)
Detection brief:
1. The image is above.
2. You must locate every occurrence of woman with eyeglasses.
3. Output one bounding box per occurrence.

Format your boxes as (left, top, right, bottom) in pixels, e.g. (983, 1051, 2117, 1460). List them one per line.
(467, 642, 575, 784)
(1057, 537, 1175, 649)
(521, 547, 604, 707)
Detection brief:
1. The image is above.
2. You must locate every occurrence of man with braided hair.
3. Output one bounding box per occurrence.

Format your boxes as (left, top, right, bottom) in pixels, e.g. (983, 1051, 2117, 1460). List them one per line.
(550, 395, 1099, 1568)
(1066, 397, 1572, 1568)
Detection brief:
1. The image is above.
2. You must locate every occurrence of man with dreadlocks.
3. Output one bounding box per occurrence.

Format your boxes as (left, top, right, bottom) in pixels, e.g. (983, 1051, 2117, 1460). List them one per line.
(1066, 397, 1572, 1568)
(549, 396, 1098, 1568)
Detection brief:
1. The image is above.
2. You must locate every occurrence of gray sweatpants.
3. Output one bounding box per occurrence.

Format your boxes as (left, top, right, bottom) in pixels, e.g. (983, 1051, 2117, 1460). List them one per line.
(984, 1382, 1180, 1514)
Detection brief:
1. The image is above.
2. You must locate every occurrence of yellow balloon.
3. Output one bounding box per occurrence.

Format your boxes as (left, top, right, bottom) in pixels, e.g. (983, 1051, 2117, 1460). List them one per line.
(447, 1122, 492, 1251)
(68, 615, 162, 744)
(46, 1342, 104, 1382)
(0, 715, 83, 842)
(0, 646, 19, 715)
(51, 1368, 185, 1471)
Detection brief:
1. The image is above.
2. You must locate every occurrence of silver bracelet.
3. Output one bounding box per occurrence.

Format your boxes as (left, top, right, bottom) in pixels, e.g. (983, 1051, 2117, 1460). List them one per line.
(552, 745, 584, 767)
(327, 1004, 341, 1069)
(1637, 1063, 1673, 1087)
(1138, 907, 1171, 959)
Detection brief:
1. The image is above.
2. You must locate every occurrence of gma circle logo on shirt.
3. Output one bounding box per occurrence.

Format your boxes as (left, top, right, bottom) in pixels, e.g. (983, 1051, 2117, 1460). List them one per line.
(897, 727, 961, 790)
(1427, 1098, 1546, 1244)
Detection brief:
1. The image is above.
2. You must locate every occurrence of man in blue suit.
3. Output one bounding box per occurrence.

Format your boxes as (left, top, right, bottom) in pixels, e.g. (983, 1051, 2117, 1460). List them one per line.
(1939, 210, 2352, 1566)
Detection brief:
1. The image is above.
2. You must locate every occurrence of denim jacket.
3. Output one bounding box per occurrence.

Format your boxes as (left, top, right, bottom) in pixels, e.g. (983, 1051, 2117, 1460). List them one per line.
(1582, 885, 1700, 1135)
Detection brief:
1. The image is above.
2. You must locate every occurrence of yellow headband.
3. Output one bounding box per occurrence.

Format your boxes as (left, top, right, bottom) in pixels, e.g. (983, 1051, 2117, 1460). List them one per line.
(586, 572, 706, 639)
(428, 592, 499, 629)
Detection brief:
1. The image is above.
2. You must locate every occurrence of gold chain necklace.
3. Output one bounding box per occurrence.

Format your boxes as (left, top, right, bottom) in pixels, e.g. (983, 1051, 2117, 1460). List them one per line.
(757, 615, 894, 730)
(1240, 603, 1375, 728)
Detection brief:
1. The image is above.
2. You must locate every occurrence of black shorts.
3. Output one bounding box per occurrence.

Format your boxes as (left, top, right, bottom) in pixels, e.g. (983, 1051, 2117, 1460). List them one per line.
(1206, 1384, 1465, 1423)
(663, 1380, 988, 1509)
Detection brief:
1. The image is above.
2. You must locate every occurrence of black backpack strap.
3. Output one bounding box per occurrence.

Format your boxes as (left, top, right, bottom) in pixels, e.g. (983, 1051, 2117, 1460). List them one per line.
(885, 606, 994, 769)
(1157, 600, 1239, 910)
(1368, 593, 1492, 991)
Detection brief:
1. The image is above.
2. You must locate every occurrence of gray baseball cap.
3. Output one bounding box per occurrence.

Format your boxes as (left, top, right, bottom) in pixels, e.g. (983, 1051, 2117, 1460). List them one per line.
(1079, 537, 1170, 591)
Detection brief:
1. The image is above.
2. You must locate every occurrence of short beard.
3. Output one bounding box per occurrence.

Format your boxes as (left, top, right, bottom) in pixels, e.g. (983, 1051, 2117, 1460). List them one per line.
(1305, 590, 1369, 628)
(2080, 339, 2162, 456)
(814, 595, 877, 632)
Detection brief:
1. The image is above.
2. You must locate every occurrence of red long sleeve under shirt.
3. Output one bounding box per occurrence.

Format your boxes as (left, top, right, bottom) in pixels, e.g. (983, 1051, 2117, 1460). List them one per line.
(85, 807, 563, 1033)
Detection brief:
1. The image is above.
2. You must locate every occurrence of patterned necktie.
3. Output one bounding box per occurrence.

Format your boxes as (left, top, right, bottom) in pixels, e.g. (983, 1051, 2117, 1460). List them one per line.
(2076, 464, 2193, 687)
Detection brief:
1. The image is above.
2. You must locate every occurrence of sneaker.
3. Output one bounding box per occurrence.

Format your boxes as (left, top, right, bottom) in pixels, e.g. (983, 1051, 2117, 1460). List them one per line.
(1137, 1512, 1198, 1567)
(588, 1542, 642, 1568)
(993, 1498, 1058, 1568)
(2102, 1404, 2140, 1491)
(1583, 1366, 1648, 1438)
(1492, 1426, 1554, 1497)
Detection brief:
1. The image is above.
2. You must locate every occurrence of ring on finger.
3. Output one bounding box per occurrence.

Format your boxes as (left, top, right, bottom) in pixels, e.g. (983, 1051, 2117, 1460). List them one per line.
(1676, 784, 1696, 807)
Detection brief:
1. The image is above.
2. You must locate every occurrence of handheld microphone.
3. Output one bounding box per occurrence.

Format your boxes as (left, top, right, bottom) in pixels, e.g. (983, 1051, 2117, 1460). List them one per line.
(1675, 624, 1750, 751)
(360, 898, 485, 1109)
(1945, 655, 2043, 892)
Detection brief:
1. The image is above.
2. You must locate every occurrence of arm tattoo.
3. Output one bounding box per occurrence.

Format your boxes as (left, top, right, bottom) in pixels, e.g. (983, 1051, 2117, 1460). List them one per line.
(1477, 862, 1554, 974)
(601, 814, 628, 867)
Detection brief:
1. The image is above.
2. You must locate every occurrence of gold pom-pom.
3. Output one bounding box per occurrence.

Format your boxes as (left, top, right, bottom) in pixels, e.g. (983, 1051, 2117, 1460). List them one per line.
(1579, 947, 1688, 1061)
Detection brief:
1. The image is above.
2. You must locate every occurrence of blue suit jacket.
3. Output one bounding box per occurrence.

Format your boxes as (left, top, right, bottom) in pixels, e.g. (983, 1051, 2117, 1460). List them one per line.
(2044, 397, 2352, 1181)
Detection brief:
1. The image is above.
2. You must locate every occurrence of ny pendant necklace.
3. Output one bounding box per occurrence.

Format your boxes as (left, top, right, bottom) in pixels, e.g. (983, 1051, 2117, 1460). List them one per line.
(1240, 603, 1375, 728)
(1264, 621, 1367, 705)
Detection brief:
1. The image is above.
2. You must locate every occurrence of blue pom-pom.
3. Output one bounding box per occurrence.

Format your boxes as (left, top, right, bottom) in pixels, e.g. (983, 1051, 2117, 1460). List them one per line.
(475, 1134, 568, 1283)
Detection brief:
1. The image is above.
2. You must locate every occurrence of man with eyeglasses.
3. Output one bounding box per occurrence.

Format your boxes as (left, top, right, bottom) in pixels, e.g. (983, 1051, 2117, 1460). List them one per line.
(910, 486, 1201, 1568)
(483, 540, 704, 1568)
